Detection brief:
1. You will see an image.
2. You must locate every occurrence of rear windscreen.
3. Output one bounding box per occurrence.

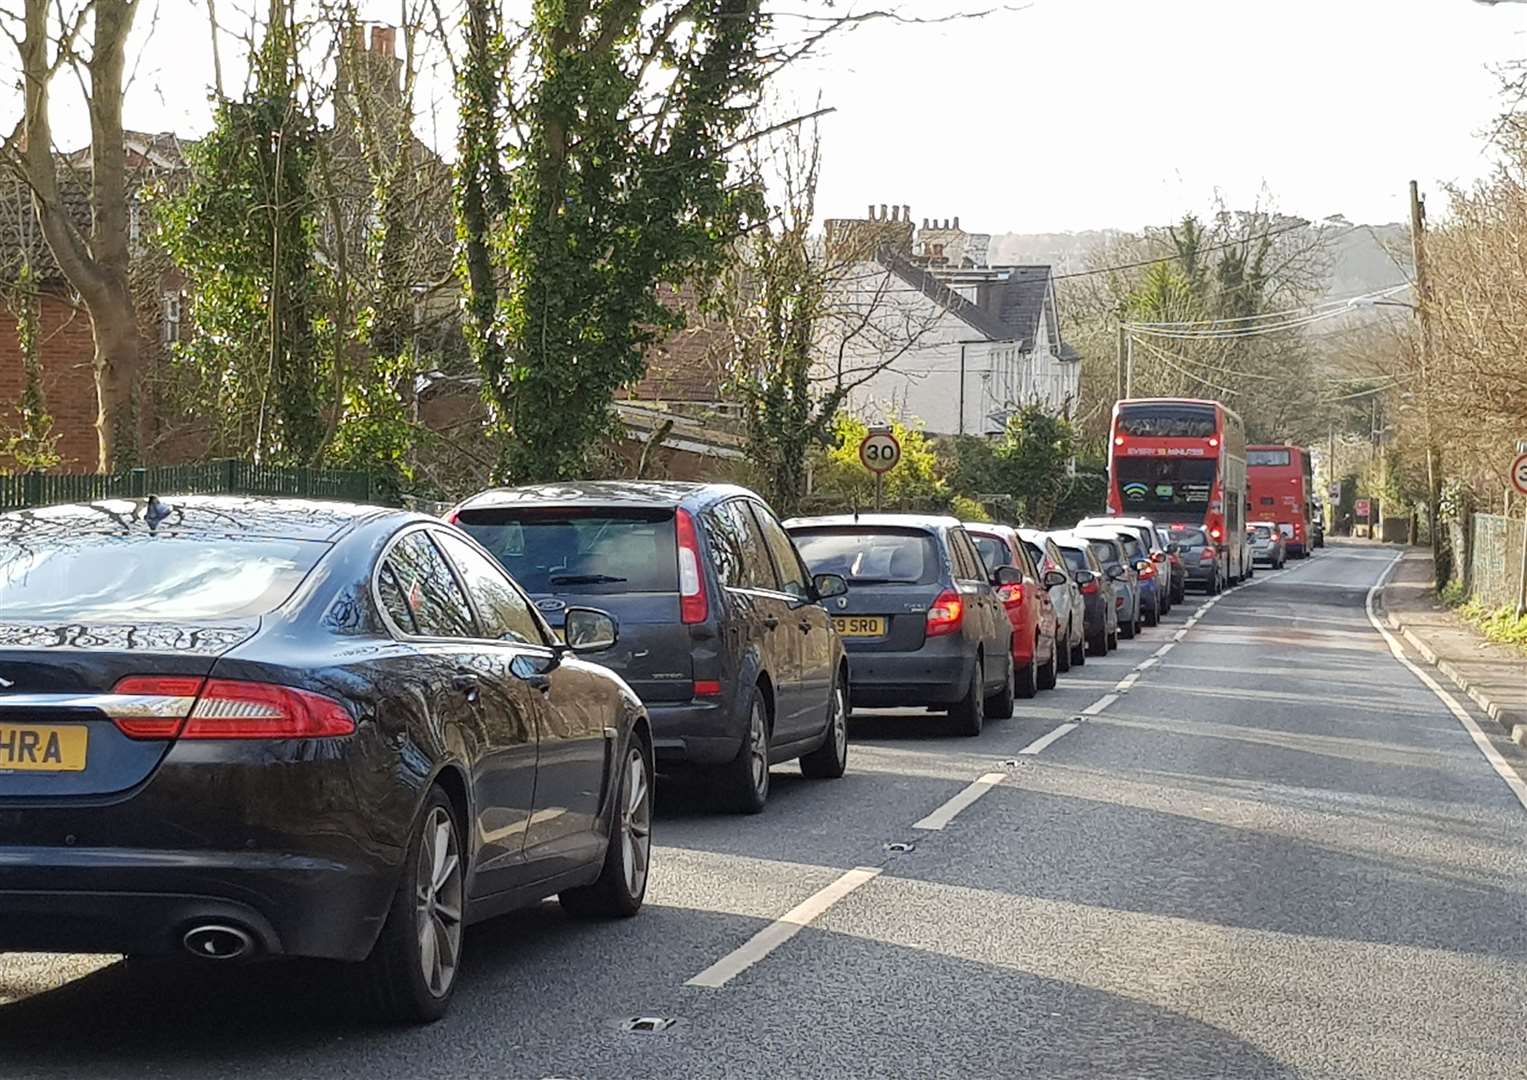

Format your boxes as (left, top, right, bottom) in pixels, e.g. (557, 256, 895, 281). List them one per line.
(1253, 525, 1274, 539)
(1086, 540, 1118, 565)
(1167, 527, 1208, 546)
(1058, 546, 1089, 572)
(790, 529, 940, 585)
(1248, 449, 1291, 467)
(0, 532, 326, 620)
(457, 510, 677, 593)
(969, 535, 1011, 574)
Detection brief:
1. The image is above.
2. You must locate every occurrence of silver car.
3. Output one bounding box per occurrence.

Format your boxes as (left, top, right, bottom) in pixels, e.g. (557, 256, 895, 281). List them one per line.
(1019, 528, 1087, 671)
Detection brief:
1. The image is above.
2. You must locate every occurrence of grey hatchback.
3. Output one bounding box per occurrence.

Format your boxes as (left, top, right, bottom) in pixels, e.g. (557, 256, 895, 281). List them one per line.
(785, 514, 1019, 737)
(450, 483, 849, 814)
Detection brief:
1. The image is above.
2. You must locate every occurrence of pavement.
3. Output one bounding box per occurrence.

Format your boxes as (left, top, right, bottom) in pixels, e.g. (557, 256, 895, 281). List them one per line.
(2, 541, 1526, 1079)
(1375, 543, 1527, 747)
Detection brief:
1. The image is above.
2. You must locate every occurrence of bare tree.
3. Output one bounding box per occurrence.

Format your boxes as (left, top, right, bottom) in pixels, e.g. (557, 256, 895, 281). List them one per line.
(2, 0, 142, 470)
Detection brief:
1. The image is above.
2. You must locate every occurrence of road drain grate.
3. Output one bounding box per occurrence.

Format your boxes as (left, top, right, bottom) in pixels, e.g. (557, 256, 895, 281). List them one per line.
(883, 841, 915, 853)
(624, 1016, 678, 1033)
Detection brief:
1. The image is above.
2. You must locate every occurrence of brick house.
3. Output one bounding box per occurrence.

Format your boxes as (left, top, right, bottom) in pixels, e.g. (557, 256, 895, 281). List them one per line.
(0, 132, 187, 471)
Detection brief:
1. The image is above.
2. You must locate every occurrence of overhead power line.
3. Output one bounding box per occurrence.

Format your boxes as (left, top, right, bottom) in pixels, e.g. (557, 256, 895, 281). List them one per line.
(1051, 220, 1356, 282)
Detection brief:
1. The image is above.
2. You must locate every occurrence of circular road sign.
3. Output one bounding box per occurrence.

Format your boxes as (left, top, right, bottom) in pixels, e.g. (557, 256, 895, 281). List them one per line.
(1511, 451, 1527, 497)
(859, 429, 902, 475)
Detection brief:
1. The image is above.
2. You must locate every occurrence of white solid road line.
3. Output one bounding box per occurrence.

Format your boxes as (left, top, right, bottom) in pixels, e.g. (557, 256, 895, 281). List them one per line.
(1115, 672, 1140, 691)
(686, 866, 882, 988)
(1152, 642, 1176, 658)
(1365, 553, 1527, 813)
(1019, 722, 1080, 755)
(1135, 656, 1160, 671)
(911, 771, 1008, 831)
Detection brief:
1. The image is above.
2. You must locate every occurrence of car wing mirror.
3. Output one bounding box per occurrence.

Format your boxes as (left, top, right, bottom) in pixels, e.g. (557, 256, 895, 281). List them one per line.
(992, 565, 1024, 587)
(1105, 565, 1126, 581)
(1042, 569, 1069, 588)
(813, 572, 849, 600)
(562, 607, 618, 654)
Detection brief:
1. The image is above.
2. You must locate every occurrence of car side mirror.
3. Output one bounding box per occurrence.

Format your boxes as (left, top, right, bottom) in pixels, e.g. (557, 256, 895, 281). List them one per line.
(1073, 569, 1097, 585)
(813, 572, 849, 600)
(992, 565, 1024, 587)
(1106, 565, 1126, 581)
(1151, 551, 1167, 563)
(563, 607, 618, 653)
(1134, 560, 1151, 573)
(1042, 569, 1069, 588)
(1168, 543, 1181, 554)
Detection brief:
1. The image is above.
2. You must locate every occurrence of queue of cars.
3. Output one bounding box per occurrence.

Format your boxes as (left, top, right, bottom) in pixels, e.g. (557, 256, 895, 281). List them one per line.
(0, 483, 1275, 1025)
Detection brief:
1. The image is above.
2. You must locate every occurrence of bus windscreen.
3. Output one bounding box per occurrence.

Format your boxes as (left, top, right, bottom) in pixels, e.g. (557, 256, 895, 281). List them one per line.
(1116, 404, 1218, 438)
(1247, 448, 1291, 467)
(1115, 458, 1217, 514)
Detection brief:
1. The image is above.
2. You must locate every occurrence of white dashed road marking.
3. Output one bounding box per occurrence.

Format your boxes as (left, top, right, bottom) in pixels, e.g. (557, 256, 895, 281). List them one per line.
(911, 771, 1008, 831)
(685, 866, 883, 988)
(1018, 722, 1080, 755)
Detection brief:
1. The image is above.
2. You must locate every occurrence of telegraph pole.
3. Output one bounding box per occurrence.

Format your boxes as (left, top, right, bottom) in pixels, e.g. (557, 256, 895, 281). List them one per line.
(1116, 323, 1127, 402)
(1410, 180, 1444, 579)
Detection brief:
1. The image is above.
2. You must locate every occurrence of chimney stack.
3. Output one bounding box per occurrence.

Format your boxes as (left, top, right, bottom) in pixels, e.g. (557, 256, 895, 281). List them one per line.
(903, 204, 911, 222)
(867, 204, 875, 219)
(880, 204, 888, 221)
(371, 25, 396, 56)
(953, 215, 960, 229)
(922, 218, 928, 229)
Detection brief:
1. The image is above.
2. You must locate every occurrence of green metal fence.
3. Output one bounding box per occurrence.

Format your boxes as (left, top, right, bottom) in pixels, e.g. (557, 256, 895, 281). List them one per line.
(0, 460, 388, 512)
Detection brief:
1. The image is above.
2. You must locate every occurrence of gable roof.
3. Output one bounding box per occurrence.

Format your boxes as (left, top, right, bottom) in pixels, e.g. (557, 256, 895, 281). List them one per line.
(876, 248, 1015, 342)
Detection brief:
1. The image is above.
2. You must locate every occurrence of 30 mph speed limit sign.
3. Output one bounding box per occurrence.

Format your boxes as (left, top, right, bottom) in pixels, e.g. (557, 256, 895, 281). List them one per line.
(859, 429, 901, 474)
(1511, 451, 1527, 497)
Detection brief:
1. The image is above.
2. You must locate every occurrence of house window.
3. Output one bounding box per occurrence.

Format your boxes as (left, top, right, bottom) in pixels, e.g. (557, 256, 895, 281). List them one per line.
(161, 292, 181, 344)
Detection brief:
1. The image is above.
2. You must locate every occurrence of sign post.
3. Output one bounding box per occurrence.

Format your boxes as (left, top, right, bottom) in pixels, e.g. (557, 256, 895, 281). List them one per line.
(1354, 498, 1372, 539)
(859, 427, 902, 511)
(1511, 447, 1527, 616)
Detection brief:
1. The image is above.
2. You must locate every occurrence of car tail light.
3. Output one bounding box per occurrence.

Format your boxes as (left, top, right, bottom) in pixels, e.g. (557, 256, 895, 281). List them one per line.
(444, 510, 460, 524)
(997, 582, 1024, 608)
(107, 675, 204, 739)
(1208, 436, 1220, 448)
(1113, 435, 1125, 446)
(926, 589, 964, 637)
(1079, 577, 1099, 595)
(1209, 527, 1222, 540)
(674, 508, 708, 625)
(1138, 563, 1156, 579)
(1199, 546, 1217, 563)
(108, 677, 354, 739)
(180, 680, 355, 739)
(693, 679, 722, 697)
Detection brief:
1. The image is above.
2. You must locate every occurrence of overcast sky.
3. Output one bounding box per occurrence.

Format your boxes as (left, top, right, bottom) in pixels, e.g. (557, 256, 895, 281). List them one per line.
(14, 0, 1527, 233)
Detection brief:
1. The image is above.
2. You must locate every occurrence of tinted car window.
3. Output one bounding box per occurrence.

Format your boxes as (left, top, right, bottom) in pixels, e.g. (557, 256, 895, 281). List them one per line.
(0, 529, 326, 621)
(717, 500, 778, 591)
(749, 503, 810, 599)
(1086, 539, 1119, 566)
(377, 564, 419, 634)
(791, 528, 940, 586)
(386, 531, 478, 638)
(456, 509, 677, 594)
(1168, 527, 1208, 546)
(1253, 525, 1275, 539)
(435, 531, 544, 645)
(949, 530, 986, 582)
(1021, 540, 1047, 573)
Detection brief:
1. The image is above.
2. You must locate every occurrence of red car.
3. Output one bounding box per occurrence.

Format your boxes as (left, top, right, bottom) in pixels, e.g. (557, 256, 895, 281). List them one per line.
(965, 523, 1064, 696)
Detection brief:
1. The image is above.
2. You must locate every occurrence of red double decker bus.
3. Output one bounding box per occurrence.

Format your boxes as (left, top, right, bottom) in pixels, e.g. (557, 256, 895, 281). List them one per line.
(1247, 444, 1314, 557)
(1107, 398, 1250, 584)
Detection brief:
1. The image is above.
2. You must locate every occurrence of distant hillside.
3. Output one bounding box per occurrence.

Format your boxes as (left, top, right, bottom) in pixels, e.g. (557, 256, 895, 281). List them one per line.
(990, 221, 1412, 301)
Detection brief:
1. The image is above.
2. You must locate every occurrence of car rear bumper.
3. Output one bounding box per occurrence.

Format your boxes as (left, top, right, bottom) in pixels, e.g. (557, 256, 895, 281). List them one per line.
(844, 645, 973, 708)
(0, 845, 397, 961)
(647, 698, 743, 766)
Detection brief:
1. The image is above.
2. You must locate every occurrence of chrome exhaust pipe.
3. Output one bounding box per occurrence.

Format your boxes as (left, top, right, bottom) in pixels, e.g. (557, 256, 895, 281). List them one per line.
(182, 924, 254, 960)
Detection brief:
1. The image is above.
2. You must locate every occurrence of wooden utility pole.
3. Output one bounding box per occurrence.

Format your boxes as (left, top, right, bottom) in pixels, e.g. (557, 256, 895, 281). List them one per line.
(1116, 323, 1127, 403)
(1410, 180, 1444, 581)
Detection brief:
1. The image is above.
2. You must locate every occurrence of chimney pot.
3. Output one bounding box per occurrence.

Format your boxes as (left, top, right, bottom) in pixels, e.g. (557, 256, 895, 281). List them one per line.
(371, 25, 395, 56)
(880, 204, 888, 221)
(922, 218, 928, 229)
(954, 216, 960, 229)
(867, 204, 875, 218)
(903, 204, 911, 221)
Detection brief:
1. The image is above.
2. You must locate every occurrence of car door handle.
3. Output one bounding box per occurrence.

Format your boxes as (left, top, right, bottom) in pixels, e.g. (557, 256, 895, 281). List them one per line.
(798, 619, 813, 632)
(763, 616, 780, 630)
(452, 672, 480, 701)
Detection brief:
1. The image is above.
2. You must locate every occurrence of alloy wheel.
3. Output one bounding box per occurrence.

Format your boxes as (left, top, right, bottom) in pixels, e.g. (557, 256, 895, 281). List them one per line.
(748, 700, 769, 795)
(415, 806, 463, 999)
(620, 747, 652, 899)
(830, 684, 848, 762)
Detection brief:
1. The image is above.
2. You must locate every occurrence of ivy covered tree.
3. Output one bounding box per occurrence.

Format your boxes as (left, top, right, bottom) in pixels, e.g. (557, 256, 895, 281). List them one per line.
(157, 4, 328, 465)
(1, 262, 61, 472)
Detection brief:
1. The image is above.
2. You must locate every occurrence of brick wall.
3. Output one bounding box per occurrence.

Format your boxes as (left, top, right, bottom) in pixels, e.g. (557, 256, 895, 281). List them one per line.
(0, 289, 99, 470)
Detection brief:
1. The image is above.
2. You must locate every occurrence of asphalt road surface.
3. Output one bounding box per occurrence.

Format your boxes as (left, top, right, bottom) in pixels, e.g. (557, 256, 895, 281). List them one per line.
(4, 541, 1526, 1079)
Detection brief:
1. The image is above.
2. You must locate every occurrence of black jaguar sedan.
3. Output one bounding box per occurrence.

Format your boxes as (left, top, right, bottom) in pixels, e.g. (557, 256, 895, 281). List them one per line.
(0, 496, 652, 1023)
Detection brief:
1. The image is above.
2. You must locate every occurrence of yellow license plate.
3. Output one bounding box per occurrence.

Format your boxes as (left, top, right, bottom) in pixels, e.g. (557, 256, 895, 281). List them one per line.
(833, 615, 887, 638)
(0, 723, 88, 772)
